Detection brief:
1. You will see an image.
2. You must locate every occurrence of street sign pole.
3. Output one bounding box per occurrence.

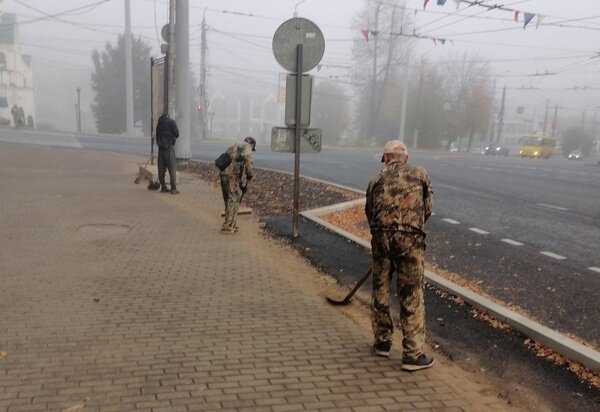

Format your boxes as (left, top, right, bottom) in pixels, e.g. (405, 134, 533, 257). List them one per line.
(293, 44, 304, 238)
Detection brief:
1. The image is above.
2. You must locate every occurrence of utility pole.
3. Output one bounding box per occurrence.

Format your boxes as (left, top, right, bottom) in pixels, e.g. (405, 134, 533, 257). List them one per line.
(486, 78, 497, 143)
(496, 84, 507, 143)
(167, 0, 176, 116)
(365, 3, 380, 143)
(551, 104, 558, 138)
(174, 0, 191, 160)
(542, 99, 549, 135)
(412, 54, 425, 149)
(199, 8, 209, 140)
(76, 86, 81, 133)
(124, 0, 134, 134)
(398, 49, 410, 142)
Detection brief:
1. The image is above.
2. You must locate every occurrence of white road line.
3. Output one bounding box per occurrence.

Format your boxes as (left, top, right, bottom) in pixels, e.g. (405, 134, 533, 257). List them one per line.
(540, 251, 566, 260)
(536, 203, 568, 212)
(469, 227, 489, 235)
(501, 238, 524, 246)
(588, 267, 600, 274)
(441, 218, 460, 225)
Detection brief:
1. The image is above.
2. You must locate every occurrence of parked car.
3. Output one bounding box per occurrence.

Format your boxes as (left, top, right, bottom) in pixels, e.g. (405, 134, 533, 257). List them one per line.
(567, 150, 583, 160)
(483, 145, 509, 156)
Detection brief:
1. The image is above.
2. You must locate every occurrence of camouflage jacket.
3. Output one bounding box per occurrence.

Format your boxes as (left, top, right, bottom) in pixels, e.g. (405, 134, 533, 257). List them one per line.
(221, 141, 254, 181)
(365, 160, 433, 234)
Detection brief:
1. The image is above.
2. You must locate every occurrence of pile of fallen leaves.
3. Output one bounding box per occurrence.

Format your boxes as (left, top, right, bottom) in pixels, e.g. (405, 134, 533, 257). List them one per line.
(181, 161, 361, 217)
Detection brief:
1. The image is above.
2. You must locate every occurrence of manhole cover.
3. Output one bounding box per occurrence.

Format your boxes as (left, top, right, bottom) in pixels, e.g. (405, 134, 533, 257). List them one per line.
(78, 224, 131, 235)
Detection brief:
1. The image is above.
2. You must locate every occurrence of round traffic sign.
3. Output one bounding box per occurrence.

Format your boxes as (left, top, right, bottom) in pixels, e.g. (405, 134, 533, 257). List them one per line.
(272, 18, 325, 73)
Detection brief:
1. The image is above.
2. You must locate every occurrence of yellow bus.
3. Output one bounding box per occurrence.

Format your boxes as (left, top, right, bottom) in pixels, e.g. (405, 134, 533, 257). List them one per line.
(519, 136, 556, 159)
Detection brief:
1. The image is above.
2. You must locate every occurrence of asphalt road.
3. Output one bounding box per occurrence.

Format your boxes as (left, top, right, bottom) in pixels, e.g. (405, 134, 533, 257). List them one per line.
(2, 128, 599, 347)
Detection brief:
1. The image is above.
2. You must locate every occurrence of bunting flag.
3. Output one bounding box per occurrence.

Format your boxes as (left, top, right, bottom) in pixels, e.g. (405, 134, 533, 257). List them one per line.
(523, 12, 535, 28)
(432, 38, 437, 46)
(370, 30, 380, 37)
(514, 11, 519, 22)
(437, 0, 447, 5)
(424, 0, 431, 10)
(361, 29, 369, 42)
(439, 38, 446, 45)
(453, 0, 461, 9)
(536, 15, 544, 29)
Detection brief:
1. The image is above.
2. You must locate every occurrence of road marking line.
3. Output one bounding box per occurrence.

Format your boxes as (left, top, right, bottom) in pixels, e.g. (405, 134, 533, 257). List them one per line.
(469, 227, 489, 235)
(588, 267, 600, 274)
(540, 251, 566, 260)
(501, 238, 524, 246)
(441, 218, 460, 225)
(536, 203, 568, 212)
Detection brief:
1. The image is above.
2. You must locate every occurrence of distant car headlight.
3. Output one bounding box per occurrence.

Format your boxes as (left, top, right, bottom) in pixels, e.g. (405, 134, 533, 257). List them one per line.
(519, 150, 523, 154)
(534, 151, 539, 155)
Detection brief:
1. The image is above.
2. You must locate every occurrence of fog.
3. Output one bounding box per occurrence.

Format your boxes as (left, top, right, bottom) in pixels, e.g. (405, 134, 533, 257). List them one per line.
(4, 0, 599, 148)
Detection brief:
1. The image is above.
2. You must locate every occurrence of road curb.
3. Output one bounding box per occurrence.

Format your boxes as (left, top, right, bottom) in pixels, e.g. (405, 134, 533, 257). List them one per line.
(301, 200, 600, 373)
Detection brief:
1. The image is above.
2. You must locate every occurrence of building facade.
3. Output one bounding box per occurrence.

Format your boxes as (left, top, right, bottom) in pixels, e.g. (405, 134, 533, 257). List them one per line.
(0, 11, 35, 128)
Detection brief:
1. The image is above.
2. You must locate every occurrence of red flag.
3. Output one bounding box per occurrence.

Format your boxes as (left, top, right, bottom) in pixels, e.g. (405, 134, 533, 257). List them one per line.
(514, 11, 519, 22)
(361, 29, 369, 42)
(424, 0, 431, 10)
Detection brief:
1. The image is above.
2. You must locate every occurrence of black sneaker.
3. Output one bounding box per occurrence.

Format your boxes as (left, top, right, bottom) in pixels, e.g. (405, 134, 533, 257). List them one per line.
(170, 188, 180, 195)
(373, 341, 391, 357)
(402, 354, 434, 371)
(160, 186, 169, 193)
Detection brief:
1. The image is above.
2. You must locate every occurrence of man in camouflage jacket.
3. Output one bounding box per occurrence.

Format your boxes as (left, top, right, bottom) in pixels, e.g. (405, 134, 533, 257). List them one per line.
(219, 137, 256, 234)
(365, 139, 434, 371)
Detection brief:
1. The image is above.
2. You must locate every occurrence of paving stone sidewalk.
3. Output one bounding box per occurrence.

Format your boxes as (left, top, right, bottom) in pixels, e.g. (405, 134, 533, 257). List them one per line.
(0, 143, 518, 411)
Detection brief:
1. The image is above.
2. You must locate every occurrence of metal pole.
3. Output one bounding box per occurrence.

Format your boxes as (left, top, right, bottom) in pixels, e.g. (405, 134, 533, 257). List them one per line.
(76, 87, 81, 133)
(150, 58, 155, 165)
(174, 0, 191, 160)
(398, 49, 410, 141)
(496, 85, 507, 143)
(292, 44, 303, 238)
(124, 0, 134, 134)
(551, 104, 558, 138)
(200, 9, 208, 140)
(542, 99, 549, 135)
(167, 0, 176, 116)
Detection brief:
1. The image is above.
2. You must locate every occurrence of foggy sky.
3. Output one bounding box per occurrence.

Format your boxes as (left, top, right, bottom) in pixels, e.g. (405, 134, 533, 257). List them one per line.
(5, 0, 600, 130)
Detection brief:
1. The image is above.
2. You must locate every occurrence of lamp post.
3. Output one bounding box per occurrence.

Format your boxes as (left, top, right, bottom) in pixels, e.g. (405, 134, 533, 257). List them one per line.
(76, 86, 81, 133)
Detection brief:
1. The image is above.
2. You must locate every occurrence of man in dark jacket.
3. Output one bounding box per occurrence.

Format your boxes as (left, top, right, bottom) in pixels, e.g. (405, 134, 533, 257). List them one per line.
(155, 112, 180, 194)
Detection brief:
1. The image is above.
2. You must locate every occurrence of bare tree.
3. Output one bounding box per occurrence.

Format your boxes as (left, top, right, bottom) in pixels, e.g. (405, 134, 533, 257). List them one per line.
(312, 80, 349, 145)
(442, 52, 493, 151)
(350, 0, 411, 145)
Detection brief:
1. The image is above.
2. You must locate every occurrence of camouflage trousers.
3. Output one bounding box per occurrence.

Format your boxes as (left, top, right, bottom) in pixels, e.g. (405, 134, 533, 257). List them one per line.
(219, 173, 242, 231)
(371, 232, 426, 359)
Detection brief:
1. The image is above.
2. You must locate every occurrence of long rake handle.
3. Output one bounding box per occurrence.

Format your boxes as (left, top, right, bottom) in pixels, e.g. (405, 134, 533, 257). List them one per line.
(343, 268, 372, 301)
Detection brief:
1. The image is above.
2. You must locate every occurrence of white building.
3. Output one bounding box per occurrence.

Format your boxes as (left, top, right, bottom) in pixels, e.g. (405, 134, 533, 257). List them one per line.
(0, 11, 36, 128)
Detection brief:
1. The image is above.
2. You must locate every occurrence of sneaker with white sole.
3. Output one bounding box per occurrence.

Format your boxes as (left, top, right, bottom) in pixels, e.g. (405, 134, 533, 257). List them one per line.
(373, 341, 391, 358)
(402, 354, 434, 371)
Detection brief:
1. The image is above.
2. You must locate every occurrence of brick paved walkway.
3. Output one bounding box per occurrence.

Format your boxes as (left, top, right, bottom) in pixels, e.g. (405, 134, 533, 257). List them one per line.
(0, 143, 518, 411)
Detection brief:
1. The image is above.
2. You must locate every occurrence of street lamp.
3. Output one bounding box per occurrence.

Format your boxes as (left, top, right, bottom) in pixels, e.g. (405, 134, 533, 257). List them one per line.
(293, 0, 307, 17)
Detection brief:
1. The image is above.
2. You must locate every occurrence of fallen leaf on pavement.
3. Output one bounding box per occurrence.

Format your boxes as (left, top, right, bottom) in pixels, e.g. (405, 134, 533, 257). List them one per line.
(61, 396, 91, 412)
